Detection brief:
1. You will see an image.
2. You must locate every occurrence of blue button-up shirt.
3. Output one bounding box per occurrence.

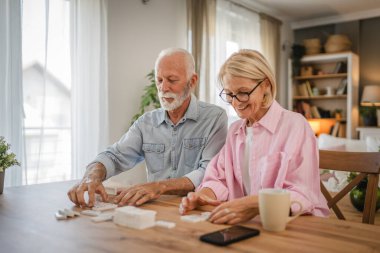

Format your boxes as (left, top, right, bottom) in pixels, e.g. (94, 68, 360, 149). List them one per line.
(93, 94, 228, 187)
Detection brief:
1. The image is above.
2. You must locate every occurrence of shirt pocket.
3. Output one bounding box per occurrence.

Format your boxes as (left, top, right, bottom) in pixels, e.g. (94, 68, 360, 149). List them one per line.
(183, 138, 206, 168)
(259, 152, 289, 189)
(142, 143, 165, 172)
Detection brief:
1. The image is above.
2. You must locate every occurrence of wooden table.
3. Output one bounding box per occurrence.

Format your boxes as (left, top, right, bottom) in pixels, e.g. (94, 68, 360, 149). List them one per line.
(1, 181, 380, 253)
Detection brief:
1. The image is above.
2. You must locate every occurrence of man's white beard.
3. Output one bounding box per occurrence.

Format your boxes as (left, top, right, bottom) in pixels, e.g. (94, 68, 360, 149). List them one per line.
(158, 84, 191, 111)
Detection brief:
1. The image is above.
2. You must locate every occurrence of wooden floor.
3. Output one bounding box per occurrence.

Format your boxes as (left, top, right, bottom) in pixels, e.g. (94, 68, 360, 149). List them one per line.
(329, 193, 380, 225)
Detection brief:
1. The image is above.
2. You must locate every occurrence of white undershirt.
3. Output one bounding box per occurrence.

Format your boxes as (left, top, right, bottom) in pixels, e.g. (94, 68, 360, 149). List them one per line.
(243, 126, 253, 195)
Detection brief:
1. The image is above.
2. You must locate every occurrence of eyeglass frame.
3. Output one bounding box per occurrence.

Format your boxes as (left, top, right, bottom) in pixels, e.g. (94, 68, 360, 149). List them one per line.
(219, 79, 266, 103)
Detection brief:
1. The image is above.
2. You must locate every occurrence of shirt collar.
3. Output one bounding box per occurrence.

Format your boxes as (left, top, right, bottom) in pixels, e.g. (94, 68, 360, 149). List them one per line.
(154, 94, 199, 127)
(234, 100, 283, 135)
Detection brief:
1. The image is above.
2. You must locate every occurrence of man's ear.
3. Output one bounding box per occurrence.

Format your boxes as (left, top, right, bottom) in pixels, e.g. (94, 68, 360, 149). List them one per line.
(189, 73, 198, 89)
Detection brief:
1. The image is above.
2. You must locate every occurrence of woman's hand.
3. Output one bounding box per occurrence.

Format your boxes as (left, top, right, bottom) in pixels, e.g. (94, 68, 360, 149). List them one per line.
(208, 196, 259, 225)
(179, 189, 220, 215)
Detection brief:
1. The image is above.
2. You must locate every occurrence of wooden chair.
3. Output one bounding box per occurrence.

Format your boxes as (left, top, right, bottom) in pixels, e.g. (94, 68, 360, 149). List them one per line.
(319, 149, 380, 224)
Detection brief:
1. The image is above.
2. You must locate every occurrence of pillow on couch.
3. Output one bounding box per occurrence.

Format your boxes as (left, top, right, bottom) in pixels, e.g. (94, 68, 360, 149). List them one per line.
(318, 133, 367, 151)
(366, 136, 380, 152)
(318, 134, 367, 192)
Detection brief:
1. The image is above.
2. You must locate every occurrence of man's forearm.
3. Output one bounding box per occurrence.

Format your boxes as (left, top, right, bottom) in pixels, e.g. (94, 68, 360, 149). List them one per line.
(158, 177, 195, 195)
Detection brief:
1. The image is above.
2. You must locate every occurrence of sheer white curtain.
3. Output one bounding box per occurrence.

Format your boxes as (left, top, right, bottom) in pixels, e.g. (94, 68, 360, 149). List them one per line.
(70, 0, 108, 179)
(0, 0, 25, 187)
(215, 0, 261, 123)
(22, 0, 72, 184)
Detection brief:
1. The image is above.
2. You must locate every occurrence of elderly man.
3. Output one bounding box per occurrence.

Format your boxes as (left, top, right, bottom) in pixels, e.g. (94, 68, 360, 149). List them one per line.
(67, 48, 228, 207)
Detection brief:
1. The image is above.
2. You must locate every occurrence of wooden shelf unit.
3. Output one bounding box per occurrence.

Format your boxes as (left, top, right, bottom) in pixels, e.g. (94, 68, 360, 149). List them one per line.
(288, 52, 359, 138)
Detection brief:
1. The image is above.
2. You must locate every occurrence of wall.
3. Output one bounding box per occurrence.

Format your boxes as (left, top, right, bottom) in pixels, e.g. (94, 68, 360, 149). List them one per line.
(107, 0, 186, 183)
(360, 17, 380, 88)
(279, 22, 293, 108)
(107, 0, 187, 144)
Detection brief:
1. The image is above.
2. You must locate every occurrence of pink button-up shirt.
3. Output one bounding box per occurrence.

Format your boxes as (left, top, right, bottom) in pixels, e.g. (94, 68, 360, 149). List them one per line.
(199, 101, 330, 217)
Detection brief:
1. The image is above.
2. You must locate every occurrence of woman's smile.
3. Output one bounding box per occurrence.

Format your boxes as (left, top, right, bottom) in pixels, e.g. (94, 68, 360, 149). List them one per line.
(236, 104, 249, 111)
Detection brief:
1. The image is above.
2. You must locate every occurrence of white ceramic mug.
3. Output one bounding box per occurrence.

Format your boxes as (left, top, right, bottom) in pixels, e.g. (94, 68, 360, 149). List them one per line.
(259, 188, 303, 232)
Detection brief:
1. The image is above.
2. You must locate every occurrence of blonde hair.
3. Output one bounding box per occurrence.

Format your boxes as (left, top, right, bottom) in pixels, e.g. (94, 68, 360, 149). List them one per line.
(218, 49, 277, 107)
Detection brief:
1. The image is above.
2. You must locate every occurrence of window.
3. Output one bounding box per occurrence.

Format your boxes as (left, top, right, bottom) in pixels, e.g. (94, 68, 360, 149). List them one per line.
(22, 0, 72, 184)
(215, 0, 262, 125)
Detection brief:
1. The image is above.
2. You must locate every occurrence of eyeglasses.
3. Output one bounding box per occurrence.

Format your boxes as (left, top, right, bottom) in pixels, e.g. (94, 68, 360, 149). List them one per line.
(219, 79, 265, 103)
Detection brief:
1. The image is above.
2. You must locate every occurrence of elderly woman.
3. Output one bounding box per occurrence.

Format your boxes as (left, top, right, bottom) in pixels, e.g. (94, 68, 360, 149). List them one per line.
(179, 49, 329, 224)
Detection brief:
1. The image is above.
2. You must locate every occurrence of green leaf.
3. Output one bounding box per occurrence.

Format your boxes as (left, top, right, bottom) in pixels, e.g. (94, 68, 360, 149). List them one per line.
(0, 136, 20, 170)
(130, 70, 160, 126)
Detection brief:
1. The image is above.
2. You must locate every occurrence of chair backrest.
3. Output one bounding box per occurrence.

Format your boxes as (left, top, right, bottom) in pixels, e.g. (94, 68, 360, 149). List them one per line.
(319, 149, 380, 224)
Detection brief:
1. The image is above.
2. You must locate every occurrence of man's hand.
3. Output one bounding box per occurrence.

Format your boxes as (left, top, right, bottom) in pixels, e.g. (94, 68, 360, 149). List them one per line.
(113, 177, 196, 206)
(179, 189, 220, 215)
(67, 163, 108, 207)
(208, 196, 259, 225)
(113, 182, 162, 206)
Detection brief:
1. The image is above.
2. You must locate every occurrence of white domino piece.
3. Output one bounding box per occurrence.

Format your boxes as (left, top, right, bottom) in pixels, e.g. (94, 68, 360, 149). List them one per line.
(201, 212, 211, 220)
(81, 210, 101, 217)
(55, 210, 67, 220)
(104, 186, 117, 196)
(92, 202, 118, 212)
(113, 206, 157, 230)
(155, 220, 176, 229)
(55, 208, 81, 220)
(63, 209, 76, 218)
(180, 214, 208, 223)
(91, 213, 114, 223)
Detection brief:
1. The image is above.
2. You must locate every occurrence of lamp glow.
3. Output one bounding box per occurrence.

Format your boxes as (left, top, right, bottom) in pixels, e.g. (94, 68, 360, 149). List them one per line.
(361, 85, 380, 106)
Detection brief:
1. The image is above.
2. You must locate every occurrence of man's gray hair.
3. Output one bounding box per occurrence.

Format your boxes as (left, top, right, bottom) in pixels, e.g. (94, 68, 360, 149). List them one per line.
(154, 48, 195, 80)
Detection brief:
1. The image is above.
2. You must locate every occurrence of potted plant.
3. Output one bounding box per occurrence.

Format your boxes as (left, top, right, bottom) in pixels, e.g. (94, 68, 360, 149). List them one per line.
(348, 172, 380, 212)
(359, 106, 377, 126)
(291, 44, 305, 77)
(0, 136, 21, 194)
(130, 70, 161, 125)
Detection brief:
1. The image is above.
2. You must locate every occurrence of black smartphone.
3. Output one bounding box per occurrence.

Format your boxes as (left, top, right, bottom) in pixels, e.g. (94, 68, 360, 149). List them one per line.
(199, 225, 260, 246)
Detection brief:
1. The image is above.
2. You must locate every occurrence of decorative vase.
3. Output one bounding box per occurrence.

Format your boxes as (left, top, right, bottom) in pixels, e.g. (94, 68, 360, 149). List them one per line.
(350, 180, 380, 212)
(0, 171, 4, 194)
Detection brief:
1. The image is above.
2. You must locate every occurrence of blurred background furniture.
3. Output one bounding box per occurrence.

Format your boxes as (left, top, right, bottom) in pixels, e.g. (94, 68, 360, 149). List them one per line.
(319, 149, 380, 224)
(357, 127, 380, 141)
(360, 85, 380, 127)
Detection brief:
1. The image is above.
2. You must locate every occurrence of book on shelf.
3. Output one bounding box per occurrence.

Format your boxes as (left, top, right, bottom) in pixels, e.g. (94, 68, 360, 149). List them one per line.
(318, 107, 331, 118)
(331, 122, 340, 137)
(293, 84, 298, 97)
(305, 80, 314, 96)
(294, 101, 304, 114)
(338, 123, 346, 138)
(311, 106, 321, 118)
(333, 61, 347, 74)
(301, 101, 312, 119)
(297, 83, 309, 97)
(336, 79, 347, 95)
